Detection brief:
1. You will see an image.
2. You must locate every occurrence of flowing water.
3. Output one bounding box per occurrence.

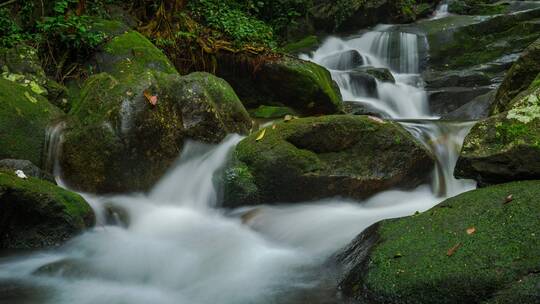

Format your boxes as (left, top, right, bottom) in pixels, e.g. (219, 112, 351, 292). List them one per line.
(0, 17, 476, 304)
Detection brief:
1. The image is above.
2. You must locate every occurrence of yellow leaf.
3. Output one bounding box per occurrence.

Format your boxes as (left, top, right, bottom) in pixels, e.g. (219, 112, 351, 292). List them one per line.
(24, 91, 37, 103)
(255, 129, 266, 141)
(466, 227, 476, 235)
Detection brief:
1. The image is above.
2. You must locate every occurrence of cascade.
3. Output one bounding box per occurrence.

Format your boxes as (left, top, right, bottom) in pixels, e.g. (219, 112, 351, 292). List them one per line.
(0, 14, 476, 304)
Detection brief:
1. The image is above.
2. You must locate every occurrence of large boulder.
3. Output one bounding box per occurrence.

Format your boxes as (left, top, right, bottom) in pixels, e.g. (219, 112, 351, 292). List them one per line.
(60, 29, 252, 193)
(216, 53, 342, 115)
(491, 38, 540, 114)
(336, 180, 540, 304)
(0, 170, 94, 249)
(455, 83, 540, 185)
(223, 115, 434, 207)
(0, 78, 62, 168)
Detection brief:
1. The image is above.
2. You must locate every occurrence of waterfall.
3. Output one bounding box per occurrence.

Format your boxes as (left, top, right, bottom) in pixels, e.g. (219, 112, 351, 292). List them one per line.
(432, 0, 450, 20)
(302, 27, 475, 195)
(43, 121, 66, 177)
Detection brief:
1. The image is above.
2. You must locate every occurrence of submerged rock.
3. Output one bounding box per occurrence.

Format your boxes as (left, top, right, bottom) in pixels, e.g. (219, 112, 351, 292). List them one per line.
(60, 29, 251, 193)
(0, 78, 62, 168)
(223, 115, 434, 207)
(216, 54, 342, 115)
(0, 171, 94, 249)
(320, 50, 364, 71)
(336, 180, 540, 304)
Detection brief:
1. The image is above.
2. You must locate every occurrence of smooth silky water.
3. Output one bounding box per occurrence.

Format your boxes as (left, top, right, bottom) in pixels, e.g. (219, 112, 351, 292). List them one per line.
(0, 17, 476, 304)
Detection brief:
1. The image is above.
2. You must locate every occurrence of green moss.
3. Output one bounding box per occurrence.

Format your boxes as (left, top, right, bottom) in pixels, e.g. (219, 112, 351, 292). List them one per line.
(0, 78, 61, 167)
(0, 170, 94, 248)
(356, 181, 540, 304)
(251, 105, 296, 119)
(281, 35, 319, 54)
(224, 115, 433, 206)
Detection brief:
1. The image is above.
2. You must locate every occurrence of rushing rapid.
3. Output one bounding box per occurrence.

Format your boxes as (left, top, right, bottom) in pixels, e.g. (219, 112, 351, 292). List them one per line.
(0, 17, 475, 304)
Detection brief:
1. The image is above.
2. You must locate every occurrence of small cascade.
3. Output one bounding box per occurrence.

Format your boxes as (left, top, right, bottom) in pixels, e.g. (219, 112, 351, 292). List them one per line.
(400, 120, 476, 197)
(43, 121, 66, 178)
(432, 0, 450, 20)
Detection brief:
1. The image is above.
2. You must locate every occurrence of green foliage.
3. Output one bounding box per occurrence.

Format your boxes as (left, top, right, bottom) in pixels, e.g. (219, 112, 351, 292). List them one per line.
(0, 8, 27, 47)
(188, 0, 276, 48)
(37, 0, 106, 55)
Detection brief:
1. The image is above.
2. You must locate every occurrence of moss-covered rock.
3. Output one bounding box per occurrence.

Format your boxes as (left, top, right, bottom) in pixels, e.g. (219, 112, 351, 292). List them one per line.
(491, 38, 540, 114)
(251, 105, 297, 119)
(337, 180, 540, 304)
(61, 70, 251, 193)
(455, 85, 540, 185)
(223, 115, 434, 206)
(0, 78, 62, 168)
(0, 170, 94, 249)
(216, 54, 342, 115)
(59, 27, 251, 193)
(0, 44, 66, 105)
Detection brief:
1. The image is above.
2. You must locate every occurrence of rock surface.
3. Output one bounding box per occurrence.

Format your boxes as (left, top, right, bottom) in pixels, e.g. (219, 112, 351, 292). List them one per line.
(223, 115, 434, 206)
(0, 78, 62, 168)
(0, 170, 94, 249)
(337, 180, 540, 304)
(217, 53, 342, 114)
(60, 29, 251, 193)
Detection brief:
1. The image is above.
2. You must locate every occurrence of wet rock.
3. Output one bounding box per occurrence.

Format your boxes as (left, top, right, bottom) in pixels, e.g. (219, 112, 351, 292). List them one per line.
(251, 105, 297, 119)
(352, 66, 395, 83)
(216, 53, 342, 115)
(423, 69, 491, 89)
(0, 159, 55, 184)
(442, 90, 496, 120)
(455, 85, 540, 185)
(223, 115, 434, 207)
(0, 170, 94, 249)
(320, 50, 363, 71)
(491, 38, 540, 114)
(336, 180, 540, 304)
(0, 78, 62, 168)
(343, 101, 389, 118)
(60, 28, 251, 194)
(348, 70, 378, 98)
(428, 86, 492, 115)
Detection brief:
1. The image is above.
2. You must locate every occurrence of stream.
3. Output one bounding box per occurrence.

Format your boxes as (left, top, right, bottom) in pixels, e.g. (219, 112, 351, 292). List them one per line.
(0, 12, 478, 304)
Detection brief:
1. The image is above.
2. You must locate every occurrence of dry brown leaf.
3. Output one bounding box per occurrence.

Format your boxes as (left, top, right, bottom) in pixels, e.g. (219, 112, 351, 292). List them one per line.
(368, 116, 386, 124)
(447, 243, 462, 257)
(466, 227, 476, 235)
(504, 194, 513, 204)
(144, 90, 158, 106)
(272, 125, 276, 130)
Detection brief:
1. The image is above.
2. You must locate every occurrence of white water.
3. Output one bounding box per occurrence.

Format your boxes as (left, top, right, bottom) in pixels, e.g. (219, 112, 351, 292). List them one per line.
(432, 0, 450, 20)
(0, 19, 475, 304)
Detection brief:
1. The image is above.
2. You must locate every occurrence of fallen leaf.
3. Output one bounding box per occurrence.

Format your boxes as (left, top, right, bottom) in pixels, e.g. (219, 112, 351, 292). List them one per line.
(447, 242, 462, 257)
(15, 170, 27, 179)
(284, 115, 293, 122)
(144, 90, 158, 106)
(255, 129, 266, 141)
(504, 194, 513, 204)
(368, 116, 386, 124)
(272, 124, 276, 130)
(466, 227, 476, 235)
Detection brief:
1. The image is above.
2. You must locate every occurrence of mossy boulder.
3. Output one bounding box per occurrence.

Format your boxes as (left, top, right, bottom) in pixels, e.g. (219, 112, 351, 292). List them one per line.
(216, 54, 342, 115)
(336, 180, 540, 304)
(223, 115, 434, 206)
(0, 78, 62, 168)
(353, 66, 395, 83)
(491, 38, 540, 114)
(0, 44, 66, 105)
(60, 28, 251, 193)
(61, 71, 251, 193)
(455, 85, 540, 185)
(0, 170, 94, 249)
